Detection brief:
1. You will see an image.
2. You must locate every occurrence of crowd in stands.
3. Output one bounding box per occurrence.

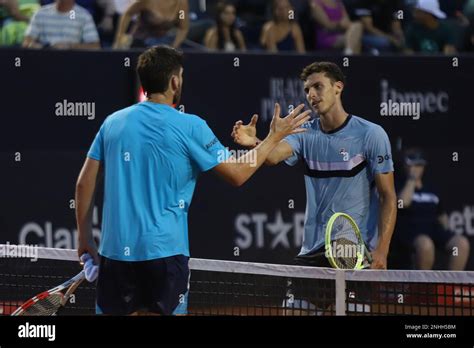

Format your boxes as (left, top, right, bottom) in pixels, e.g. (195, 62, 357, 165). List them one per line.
(0, 0, 473, 53)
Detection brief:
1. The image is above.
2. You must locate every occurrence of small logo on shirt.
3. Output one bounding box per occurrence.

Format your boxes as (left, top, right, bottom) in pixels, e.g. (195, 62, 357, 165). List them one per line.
(339, 149, 349, 161)
(377, 154, 391, 164)
(205, 137, 219, 149)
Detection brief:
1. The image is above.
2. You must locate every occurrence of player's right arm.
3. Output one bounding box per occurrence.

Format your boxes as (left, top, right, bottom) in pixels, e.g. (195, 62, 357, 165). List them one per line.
(75, 158, 100, 263)
(262, 140, 293, 166)
(75, 121, 107, 262)
(215, 104, 309, 186)
(231, 115, 294, 166)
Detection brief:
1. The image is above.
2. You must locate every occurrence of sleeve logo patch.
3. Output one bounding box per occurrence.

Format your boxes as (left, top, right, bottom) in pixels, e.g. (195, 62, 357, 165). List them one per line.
(377, 154, 391, 164)
(205, 137, 219, 149)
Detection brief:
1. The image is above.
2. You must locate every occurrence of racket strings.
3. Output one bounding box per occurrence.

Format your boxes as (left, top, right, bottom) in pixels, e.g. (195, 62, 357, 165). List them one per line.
(333, 238, 359, 269)
(21, 293, 63, 315)
(331, 216, 359, 243)
(330, 216, 361, 269)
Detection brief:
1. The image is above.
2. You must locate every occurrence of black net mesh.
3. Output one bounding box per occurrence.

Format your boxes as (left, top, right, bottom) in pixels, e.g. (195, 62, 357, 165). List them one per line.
(1, 245, 472, 316)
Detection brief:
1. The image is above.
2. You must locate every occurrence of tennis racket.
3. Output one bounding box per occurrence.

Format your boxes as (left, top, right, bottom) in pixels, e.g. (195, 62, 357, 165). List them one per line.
(11, 270, 85, 316)
(325, 213, 372, 270)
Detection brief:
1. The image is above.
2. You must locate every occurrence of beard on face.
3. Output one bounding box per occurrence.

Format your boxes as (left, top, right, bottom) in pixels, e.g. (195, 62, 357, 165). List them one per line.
(173, 84, 182, 105)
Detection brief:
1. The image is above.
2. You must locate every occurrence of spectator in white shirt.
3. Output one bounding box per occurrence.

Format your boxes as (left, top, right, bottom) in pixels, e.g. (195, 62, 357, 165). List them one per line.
(23, 0, 100, 49)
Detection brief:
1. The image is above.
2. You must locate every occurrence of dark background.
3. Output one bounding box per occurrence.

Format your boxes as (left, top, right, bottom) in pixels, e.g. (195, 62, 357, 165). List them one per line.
(1, 49, 473, 268)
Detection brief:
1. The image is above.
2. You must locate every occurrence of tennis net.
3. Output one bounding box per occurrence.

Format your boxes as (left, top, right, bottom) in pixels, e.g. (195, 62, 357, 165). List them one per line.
(1, 244, 473, 316)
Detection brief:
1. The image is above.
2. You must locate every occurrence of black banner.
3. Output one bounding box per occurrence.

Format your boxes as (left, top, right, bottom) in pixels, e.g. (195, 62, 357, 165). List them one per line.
(1, 316, 474, 345)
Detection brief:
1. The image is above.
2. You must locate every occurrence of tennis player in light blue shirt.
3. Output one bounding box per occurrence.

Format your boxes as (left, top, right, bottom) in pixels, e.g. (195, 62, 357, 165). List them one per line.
(87, 102, 226, 261)
(232, 61, 397, 270)
(284, 115, 393, 256)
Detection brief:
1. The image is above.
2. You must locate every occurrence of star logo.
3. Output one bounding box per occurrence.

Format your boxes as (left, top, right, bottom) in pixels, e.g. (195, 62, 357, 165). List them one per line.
(266, 211, 292, 249)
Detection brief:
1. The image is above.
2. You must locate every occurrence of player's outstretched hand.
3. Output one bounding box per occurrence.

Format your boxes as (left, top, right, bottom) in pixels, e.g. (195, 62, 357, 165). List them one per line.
(232, 114, 259, 148)
(269, 103, 311, 141)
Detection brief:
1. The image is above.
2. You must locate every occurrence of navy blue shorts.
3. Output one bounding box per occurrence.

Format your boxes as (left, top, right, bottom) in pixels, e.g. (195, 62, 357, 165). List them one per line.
(96, 254, 189, 315)
(294, 247, 331, 268)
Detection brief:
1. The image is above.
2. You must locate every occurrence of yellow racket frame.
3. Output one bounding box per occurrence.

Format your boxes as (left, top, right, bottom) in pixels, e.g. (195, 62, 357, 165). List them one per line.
(325, 213, 372, 270)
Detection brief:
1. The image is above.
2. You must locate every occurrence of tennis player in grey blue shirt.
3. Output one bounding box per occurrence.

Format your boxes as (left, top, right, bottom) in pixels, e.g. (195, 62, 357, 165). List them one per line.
(232, 62, 397, 269)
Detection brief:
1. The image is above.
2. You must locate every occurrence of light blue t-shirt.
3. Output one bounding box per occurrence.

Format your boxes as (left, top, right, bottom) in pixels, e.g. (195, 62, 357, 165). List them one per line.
(88, 102, 228, 261)
(25, 4, 99, 45)
(284, 115, 394, 255)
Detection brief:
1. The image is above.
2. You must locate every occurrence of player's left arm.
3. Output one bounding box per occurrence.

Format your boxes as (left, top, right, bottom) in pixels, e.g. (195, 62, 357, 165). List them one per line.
(75, 158, 101, 262)
(372, 172, 397, 269)
(366, 125, 397, 269)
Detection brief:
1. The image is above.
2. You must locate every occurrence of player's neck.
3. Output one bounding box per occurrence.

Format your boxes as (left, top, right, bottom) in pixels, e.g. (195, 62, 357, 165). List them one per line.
(319, 106, 349, 133)
(146, 93, 174, 107)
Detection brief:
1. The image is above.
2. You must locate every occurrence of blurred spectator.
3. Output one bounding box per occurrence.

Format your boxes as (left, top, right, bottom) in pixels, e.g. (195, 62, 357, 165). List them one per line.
(352, 0, 405, 53)
(396, 148, 470, 270)
(405, 0, 456, 54)
(113, 0, 190, 49)
(41, 0, 101, 22)
(204, 1, 246, 51)
(309, 0, 363, 54)
(260, 0, 305, 53)
(22, 0, 100, 49)
(222, 0, 268, 49)
(437, 0, 470, 51)
(95, 0, 133, 47)
(0, 0, 39, 46)
(0, 0, 30, 23)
